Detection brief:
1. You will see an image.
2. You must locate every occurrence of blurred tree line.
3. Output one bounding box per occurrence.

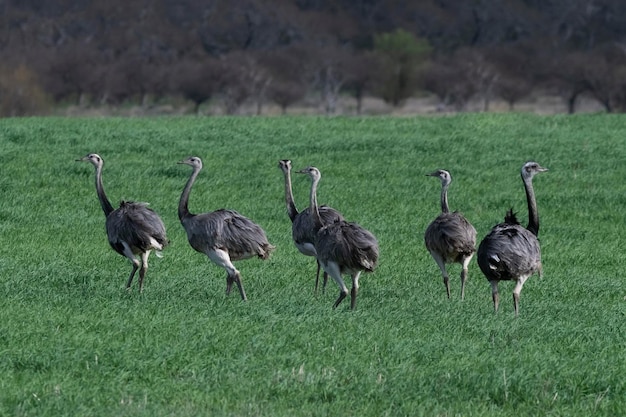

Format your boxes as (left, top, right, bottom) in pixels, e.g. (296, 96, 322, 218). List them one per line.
(2, 0, 626, 116)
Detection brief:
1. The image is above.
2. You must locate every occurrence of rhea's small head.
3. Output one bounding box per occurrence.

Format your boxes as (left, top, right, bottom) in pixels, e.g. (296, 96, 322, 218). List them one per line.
(296, 166, 321, 181)
(278, 159, 292, 172)
(76, 153, 103, 167)
(178, 156, 203, 169)
(427, 169, 452, 186)
(521, 161, 548, 180)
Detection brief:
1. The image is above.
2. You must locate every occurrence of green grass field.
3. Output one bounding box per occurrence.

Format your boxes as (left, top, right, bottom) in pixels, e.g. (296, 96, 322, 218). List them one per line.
(0, 114, 624, 416)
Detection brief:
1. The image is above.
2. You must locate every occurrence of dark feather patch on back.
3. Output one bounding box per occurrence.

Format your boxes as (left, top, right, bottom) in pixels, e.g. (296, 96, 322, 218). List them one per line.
(477, 223, 542, 281)
(106, 201, 169, 255)
(183, 209, 274, 260)
(293, 205, 343, 245)
(316, 220, 379, 273)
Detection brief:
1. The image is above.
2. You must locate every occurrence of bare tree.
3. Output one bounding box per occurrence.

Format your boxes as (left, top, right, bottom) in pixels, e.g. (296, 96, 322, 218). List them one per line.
(305, 44, 354, 115)
(220, 51, 271, 115)
(343, 50, 380, 115)
(488, 44, 536, 110)
(267, 81, 307, 114)
(172, 58, 223, 114)
(543, 51, 591, 114)
(582, 45, 626, 113)
(455, 48, 499, 111)
(261, 47, 308, 113)
(422, 58, 476, 111)
(40, 43, 103, 106)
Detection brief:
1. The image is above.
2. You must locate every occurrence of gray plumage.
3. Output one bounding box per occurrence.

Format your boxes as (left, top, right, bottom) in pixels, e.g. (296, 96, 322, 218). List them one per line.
(297, 166, 379, 310)
(424, 169, 477, 300)
(278, 159, 343, 293)
(77, 153, 168, 292)
(477, 161, 548, 316)
(178, 156, 275, 301)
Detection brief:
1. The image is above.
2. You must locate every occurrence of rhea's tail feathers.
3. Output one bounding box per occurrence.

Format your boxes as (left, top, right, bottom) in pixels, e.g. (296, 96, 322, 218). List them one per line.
(259, 244, 276, 260)
(504, 208, 520, 225)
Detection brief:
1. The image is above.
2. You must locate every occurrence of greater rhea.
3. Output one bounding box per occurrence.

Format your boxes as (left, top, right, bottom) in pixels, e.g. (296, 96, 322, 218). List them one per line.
(477, 161, 548, 316)
(424, 169, 477, 300)
(278, 159, 343, 293)
(178, 156, 275, 301)
(297, 166, 379, 310)
(77, 153, 168, 292)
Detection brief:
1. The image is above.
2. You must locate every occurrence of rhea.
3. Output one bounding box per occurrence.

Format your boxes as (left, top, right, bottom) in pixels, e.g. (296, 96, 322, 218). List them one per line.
(297, 166, 379, 310)
(477, 161, 548, 316)
(424, 169, 477, 300)
(77, 153, 168, 292)
(178, 156, 275, 301)
(278, 159, 343, 293)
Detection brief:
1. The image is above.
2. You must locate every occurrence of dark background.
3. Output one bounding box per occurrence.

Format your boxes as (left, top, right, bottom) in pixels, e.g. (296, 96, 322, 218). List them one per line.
(2, 0, 626, 116)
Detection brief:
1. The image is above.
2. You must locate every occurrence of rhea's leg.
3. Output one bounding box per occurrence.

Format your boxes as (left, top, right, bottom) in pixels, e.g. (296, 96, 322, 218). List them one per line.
(460, 254, 474, 301)
(322, 271, 329, 293)
(429, 250, 450, 299)
(126, 263, 139, 289)
(350, 271, 362, 310)
(208, 249, 246, 301)
(512, 275, 530, 317)
(323, 261, 348, 308)
(121, 242, 140, 290)
(232, 271, 247, 301)
(490, 280, 500, 313)
(226, 274, 234, 295)
(314, 260, 321, 294)
(224, 272, 247, 300)
(314, 260, 330, 295)
(137, 251, 150, 293)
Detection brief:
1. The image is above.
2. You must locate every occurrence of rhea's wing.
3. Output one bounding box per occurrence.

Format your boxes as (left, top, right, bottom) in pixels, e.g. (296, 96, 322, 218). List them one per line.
(424, 212, 477, 259)
(477, 224, 541, 280)
(319, 205, 344, 223)
(186, 209, 273, 260)
(317, 221, 379, 272)
(106, 201, 168, 254)
(292, 210, 317, 245)
(292, 205, 344, 245)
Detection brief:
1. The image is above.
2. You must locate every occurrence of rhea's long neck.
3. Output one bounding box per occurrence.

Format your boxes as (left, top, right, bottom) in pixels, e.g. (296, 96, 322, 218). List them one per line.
(95, 164, 115, 217)
(283, 169, 298, 222)
(440, 183, 450, 214)
(524, 176, 540, 236)
(308, 175, 323, 229)
(179, 166, 200, 220)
